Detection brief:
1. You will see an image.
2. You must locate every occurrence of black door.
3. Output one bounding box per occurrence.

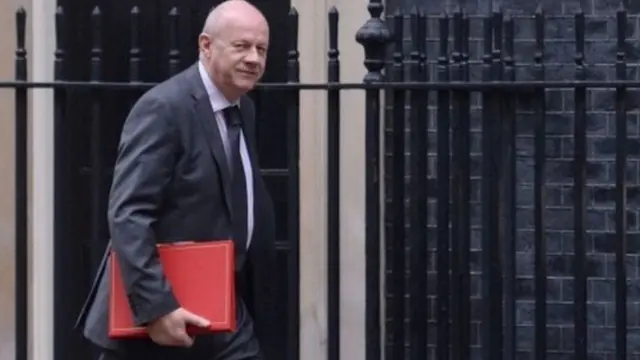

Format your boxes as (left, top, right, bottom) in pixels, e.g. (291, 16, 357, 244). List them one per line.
(53, 1, 292, 359)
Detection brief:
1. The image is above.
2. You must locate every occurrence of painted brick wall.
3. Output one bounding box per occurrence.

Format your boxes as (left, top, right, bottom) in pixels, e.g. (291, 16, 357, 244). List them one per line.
(383, 0, 640, 358)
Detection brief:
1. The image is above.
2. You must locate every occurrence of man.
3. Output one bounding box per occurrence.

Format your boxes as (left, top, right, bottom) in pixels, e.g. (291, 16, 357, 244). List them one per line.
(74, 1, 277, 359)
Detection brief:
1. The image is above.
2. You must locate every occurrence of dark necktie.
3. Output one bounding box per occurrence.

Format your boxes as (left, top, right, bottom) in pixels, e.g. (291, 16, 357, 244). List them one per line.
(222, 105, 248, 251)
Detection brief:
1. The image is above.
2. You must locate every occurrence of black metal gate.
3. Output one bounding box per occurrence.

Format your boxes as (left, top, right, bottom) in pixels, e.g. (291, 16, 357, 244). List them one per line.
(8, 1, 640, 360)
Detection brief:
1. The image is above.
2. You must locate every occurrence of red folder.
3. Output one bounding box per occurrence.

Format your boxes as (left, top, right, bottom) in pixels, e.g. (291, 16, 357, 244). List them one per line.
(108, 240, 236, 339)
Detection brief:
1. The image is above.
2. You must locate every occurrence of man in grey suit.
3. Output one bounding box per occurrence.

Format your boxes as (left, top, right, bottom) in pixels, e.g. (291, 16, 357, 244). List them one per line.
(74, 1, 277, 359)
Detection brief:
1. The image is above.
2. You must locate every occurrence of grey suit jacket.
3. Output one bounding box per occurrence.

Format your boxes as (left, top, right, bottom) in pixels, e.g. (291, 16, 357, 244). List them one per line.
(74, 63, 277, 355)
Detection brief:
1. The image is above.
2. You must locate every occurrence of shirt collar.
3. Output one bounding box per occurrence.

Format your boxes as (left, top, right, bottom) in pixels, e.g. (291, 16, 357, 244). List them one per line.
(197, 60, 239, 112)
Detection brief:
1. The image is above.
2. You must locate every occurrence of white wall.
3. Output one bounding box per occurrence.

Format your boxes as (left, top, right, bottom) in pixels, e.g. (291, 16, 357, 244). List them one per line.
(29, 0, 56, 358)
(292, 0, 374, 359)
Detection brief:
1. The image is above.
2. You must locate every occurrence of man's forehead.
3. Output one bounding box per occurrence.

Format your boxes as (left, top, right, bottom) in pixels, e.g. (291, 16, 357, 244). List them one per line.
(225, 12, 268, 30)
(222, 20, 269, 42)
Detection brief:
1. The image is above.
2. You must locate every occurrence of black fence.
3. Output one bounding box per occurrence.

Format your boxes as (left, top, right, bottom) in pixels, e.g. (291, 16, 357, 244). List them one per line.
(7, 1, 640, 360)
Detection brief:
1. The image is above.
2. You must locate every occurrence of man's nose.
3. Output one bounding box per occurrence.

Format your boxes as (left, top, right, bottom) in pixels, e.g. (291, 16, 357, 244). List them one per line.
(244, 47, 261, 64)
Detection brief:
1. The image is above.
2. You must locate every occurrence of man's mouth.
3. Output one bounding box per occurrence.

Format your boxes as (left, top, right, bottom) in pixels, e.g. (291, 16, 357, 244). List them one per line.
(238, 70, 257, 76)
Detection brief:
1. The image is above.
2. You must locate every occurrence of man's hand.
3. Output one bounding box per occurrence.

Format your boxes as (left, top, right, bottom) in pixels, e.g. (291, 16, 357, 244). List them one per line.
(147, 308, 211, 347)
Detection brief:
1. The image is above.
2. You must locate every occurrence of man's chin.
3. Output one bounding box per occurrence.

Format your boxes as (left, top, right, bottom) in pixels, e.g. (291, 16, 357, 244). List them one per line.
(235, 81, 258, 92)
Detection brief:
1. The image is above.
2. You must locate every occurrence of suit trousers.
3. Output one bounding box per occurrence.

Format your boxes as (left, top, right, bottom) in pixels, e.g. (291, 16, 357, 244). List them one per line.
(99, 297, 263, 360)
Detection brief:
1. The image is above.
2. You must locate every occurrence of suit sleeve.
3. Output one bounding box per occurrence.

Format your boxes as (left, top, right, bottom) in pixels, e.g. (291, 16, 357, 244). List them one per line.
(107, 95, 180, 326)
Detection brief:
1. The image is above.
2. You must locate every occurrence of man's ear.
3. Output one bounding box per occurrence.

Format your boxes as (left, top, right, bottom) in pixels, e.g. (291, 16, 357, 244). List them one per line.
(198, 33, 212, 57)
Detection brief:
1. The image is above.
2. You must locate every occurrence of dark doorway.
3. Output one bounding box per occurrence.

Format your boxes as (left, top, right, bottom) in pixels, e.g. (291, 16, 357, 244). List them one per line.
(52, 1, 292, 359)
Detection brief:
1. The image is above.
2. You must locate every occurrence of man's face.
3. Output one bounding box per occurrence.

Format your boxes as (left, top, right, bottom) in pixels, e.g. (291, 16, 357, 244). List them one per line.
(199, 15, 269, 99)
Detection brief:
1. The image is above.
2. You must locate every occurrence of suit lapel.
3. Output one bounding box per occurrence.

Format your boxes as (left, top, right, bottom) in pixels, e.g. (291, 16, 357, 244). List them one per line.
(187, 64, 233, 216)
(240, 96, 260, 170)
(240, 96, 266, 237)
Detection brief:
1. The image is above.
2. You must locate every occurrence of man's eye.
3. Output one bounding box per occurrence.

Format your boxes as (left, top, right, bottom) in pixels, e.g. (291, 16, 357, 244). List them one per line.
(233, 43, 249, 50)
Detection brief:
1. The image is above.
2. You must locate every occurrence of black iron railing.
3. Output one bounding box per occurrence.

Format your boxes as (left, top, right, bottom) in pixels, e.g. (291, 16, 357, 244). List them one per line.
(7, 2, 639, 360)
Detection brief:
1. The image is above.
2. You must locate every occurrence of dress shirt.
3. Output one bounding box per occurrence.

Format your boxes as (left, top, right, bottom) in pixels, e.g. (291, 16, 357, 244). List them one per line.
(198, 61, 254, 248)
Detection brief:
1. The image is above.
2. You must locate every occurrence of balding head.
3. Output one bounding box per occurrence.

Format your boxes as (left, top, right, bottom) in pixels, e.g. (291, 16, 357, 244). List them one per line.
(197, 0, 269, 101)
(203, 0, 268, 39)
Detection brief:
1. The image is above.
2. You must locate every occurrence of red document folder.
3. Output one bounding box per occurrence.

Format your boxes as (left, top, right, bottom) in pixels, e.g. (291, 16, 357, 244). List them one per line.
(108, 240, 236, 339)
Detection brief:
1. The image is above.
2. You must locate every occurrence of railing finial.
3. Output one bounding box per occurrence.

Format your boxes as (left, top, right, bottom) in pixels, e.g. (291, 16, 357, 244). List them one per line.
(355, 0, 391, 83)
